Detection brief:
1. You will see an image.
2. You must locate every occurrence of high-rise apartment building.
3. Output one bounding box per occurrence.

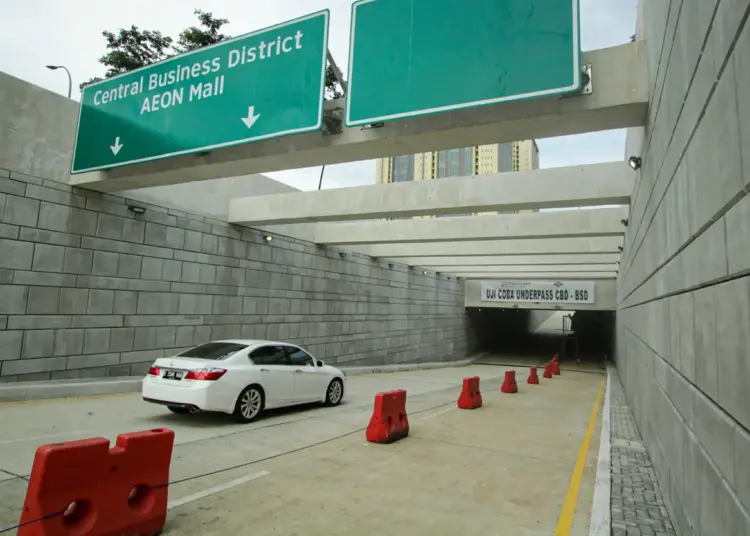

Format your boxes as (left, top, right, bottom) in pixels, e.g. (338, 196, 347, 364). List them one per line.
(375, 141, 540, 217)
(375, 141, 539, 184)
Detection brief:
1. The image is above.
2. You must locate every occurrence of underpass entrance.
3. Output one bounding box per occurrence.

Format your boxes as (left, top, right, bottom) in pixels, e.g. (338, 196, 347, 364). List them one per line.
(467, 307, 615, 366)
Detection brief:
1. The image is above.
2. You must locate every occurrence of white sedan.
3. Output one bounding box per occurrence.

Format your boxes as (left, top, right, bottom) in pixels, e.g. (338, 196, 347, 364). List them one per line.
(142, 339, 346, 422)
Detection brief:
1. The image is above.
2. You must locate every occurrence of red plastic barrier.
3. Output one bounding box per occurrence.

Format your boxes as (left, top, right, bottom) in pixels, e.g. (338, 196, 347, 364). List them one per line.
(552, 353, 560, 363)
(18, 428, 174, 536)
(543, 363, 553, 379)
(457, 376, 482, 409)
(551, 361, 561, 375)
(501, 371, 518, 393)
(527, 367, 539, 385)
(366, 389, 409, 444)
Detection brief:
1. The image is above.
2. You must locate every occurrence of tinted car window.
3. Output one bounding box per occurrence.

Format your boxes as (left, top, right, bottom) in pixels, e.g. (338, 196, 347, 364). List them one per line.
(249, 345, 290, 365)
(287, 347, 314, 366)
(178, 342, 247, 360)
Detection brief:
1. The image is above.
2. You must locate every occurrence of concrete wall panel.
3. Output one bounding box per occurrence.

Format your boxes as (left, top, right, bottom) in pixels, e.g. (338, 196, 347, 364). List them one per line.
(0, 73, 76, 183)
(0, 166, 469, 379)
(618, 1, 750, 532)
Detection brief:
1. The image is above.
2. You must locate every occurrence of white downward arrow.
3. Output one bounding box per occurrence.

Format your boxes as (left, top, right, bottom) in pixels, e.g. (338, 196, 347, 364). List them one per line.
(241, 106, 261, 128)
(110, 137, 123, 156)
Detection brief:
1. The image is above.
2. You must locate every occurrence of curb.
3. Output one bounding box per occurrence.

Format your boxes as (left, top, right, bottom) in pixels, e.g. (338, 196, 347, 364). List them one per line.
(0, 377, 143, 404)
(341, 356, 479, 376)
(588, 365, 612, 536)
(0, 355, 484, 403)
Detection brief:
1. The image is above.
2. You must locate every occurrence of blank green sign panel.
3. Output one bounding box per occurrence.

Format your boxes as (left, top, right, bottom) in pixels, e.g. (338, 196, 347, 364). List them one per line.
(345, 0, 581, 127)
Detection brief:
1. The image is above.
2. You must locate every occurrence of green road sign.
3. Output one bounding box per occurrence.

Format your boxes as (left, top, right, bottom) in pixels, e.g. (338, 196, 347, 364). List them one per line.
(345, 0, 581, 127)
(72, 10, 329, 174)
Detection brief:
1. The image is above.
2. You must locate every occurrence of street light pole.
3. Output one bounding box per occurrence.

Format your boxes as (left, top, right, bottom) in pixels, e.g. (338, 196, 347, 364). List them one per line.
(317, 165, 325, 190)
(46, 65, 72, 98)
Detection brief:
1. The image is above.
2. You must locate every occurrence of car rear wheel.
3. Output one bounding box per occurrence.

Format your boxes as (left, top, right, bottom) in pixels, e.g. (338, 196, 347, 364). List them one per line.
(167, 405, 192, 414)
(324, 378, 344, 407)
(233, 385, 264, 423)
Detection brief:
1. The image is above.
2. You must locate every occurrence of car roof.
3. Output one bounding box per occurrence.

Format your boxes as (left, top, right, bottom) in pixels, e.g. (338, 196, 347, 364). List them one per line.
(210, 339, 301, 348)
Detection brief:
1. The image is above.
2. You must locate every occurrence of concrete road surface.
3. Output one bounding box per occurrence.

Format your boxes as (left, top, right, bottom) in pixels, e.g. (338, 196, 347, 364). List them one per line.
(0, 362, 604, 536)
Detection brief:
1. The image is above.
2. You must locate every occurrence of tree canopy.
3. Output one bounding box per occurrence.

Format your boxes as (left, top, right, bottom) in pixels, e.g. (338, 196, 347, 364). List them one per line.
(81, 9, 344, 98)
(175, 10, 229, 53)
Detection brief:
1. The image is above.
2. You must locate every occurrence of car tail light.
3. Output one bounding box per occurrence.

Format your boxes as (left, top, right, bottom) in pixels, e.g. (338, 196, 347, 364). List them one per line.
(184, 368, 227, 381)
(148, 366, 160, 376)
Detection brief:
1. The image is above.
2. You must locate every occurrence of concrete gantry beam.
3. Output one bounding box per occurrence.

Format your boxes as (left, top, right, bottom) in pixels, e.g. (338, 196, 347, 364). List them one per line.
(227, 162, 634, 225)
(464, 279, 617, 309)
(453, 272, 617, 279)
(70, 42, 648, 192)
(402, 254, 622, 266)
(437, 264, 619, 273)
(308, 207, 629, 245)
(355, 237, 624, 257)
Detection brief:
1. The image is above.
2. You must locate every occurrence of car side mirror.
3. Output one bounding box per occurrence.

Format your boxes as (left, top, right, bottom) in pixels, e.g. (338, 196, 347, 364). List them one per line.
(316, 359, 324, 367)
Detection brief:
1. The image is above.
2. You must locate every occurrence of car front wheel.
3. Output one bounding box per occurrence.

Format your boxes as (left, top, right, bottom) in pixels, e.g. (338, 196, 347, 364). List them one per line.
(233, 385, 264, 423)
(324, 378, 344, 407)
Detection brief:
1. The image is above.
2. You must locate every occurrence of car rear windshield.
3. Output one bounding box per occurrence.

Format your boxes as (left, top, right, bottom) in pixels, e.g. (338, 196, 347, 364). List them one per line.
(177, 342, 248, 360)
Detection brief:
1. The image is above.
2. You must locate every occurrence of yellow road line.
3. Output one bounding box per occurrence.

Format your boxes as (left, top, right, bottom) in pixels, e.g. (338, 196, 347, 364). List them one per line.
(555, 377, 606, 536)
(0, 391, 138, 407)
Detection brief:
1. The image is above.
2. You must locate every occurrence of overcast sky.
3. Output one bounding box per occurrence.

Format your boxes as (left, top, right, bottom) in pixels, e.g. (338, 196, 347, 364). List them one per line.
(0, 0, 636, 191)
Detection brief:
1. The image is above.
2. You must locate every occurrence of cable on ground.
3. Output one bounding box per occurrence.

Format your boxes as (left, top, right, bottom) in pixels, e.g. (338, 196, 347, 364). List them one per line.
(0, 508, 67, 534)
(0, 395, 459, 533)
(154, 398, 456, 488)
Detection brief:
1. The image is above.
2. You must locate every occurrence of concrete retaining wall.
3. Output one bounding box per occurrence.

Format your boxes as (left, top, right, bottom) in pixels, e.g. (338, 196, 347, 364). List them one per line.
(617, 1, 750, 533)
(0, 168, 469, 381)
(0, 73, 470, 382)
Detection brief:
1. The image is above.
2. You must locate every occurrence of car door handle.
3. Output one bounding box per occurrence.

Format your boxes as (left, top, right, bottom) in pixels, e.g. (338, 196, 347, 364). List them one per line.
(259, 368, 269, 372)
(294, 369, 304, 374)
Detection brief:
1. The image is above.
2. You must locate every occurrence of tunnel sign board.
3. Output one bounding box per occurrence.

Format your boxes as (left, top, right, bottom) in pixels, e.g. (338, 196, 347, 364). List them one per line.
(481, 280, 595, 305)
(345, 0, 582, 127)
(71, 10, 330, 174)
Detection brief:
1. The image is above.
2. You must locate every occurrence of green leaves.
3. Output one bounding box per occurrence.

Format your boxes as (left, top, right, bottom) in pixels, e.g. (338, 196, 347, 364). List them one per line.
(82, 9, 342, 99)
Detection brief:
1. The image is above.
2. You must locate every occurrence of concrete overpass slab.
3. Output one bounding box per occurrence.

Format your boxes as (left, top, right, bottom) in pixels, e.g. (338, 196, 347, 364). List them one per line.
(228, 162, 634, 225)
(355, 237, 624, 258)
(405, 254, 621, 266)
(308, 207, 629, 245)
(435, 264, 619, 273)
(70, 43, 647, 192)
(456, 272, 617, 279)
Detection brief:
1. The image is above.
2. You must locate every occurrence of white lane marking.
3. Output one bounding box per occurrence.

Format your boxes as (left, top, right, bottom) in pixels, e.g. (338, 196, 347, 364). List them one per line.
(0, 430, 93, 445)
(167, 470, 270, 510)
(417, 406, 456, 421)
(588, 366, 611, 536)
